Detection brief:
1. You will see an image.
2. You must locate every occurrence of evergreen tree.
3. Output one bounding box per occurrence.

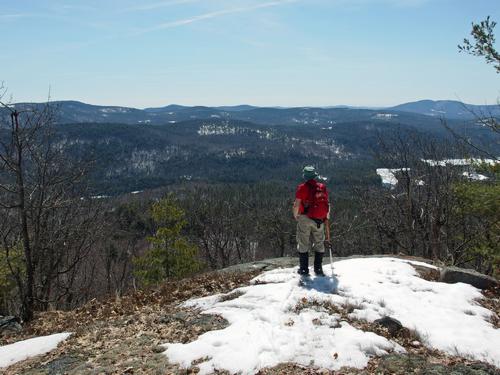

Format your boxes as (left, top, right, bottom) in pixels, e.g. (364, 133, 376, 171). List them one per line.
(453, 163, 499, 276)
(459, 16, 500, 73)
(134, 194, 201, 285)
(454, 19, 500, 275)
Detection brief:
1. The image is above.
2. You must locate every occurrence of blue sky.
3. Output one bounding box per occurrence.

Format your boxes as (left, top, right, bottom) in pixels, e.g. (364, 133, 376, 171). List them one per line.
(1, 0, 499, 107)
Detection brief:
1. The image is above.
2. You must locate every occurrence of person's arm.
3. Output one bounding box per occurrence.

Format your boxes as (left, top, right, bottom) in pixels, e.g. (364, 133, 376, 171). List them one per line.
(324, 217, 331, 241)
(324, 198, 332, 250)
(325, 202, 331, 240)
(292, 198, 302, 220)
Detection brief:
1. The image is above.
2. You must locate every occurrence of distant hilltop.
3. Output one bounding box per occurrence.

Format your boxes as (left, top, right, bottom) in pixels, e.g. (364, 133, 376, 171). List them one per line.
(5, 99, 499, 125)
(390, 99, 499, 120)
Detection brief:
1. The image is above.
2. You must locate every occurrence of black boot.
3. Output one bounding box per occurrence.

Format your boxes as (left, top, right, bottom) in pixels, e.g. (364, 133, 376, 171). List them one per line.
(297, 252, 309, 275)
(314, 252, 325, 276)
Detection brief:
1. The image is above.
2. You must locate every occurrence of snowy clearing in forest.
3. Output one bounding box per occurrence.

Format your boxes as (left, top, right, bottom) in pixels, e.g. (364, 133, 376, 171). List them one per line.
(0, 332, 71, 368)
(163, 257, 499, 374)
(422, 158, 499, 167)
(376, 168, 404, 186)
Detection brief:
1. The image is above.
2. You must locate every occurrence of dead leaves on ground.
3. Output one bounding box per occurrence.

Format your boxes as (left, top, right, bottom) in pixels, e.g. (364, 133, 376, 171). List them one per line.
(2, 270, 259, 374)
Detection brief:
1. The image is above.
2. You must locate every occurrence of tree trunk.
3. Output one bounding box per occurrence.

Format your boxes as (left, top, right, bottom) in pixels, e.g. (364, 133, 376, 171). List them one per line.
(13, 112, 34, 322)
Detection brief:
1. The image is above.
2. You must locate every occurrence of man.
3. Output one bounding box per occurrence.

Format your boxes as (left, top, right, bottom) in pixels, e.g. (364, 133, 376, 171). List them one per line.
(292, 166, 330, 276)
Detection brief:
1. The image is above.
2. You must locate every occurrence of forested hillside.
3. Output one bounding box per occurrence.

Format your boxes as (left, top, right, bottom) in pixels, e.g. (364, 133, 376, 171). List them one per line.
(1, 98, 498, 323)
(1, 105, 494, 195)
(7, 99, 500, 125)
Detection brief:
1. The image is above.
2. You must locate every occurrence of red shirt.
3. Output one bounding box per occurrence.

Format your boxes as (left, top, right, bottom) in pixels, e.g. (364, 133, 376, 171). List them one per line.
(296, 179, 321, 215)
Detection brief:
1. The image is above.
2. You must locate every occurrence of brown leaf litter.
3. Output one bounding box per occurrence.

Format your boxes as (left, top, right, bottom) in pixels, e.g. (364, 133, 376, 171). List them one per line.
(2, 270, 259, 375)
(1, 265, 499, 374)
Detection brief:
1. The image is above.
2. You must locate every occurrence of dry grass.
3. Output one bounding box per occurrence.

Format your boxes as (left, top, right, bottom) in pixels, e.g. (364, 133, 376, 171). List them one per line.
(218, 290, 245, 302)
(1, 270, 260, 375)
(475, 285, 500, 329)
(288, 296, 494, 374)
(2, 270, 260, 345)
(2, 264, 498, 374)
(411, 264, 441, 282)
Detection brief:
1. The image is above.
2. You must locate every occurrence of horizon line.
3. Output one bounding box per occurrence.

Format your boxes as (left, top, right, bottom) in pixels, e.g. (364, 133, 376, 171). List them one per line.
(9, 98, 499, 110)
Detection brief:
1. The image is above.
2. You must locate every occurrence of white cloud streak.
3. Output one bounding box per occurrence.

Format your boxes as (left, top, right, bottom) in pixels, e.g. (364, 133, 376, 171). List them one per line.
(58, 4, 98, 11)
(333, 0, 429, 7)
(134, 0, 298, 34)
(126, 0, 203, 12)
(0, 13, 37, 19)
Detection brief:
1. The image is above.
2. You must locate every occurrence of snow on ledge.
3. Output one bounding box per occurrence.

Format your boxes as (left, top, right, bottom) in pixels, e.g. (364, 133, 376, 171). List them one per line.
(163, 257, 499, 374)
(462, 171, 489, 181)
(376, 168, 398, 186)
(376, 168, 409, 186)
(0, 332, 72, 368)
(422, 158, 499, 167)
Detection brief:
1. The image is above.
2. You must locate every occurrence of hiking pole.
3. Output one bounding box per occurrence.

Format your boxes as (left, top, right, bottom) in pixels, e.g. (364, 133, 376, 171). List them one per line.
(325, 218, 334, 277)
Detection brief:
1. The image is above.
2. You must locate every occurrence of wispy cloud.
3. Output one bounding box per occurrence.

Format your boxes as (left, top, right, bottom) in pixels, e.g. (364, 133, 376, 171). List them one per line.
(383, 0, 429, 6)
(134, 0, 298, 34)
(0, 13, 39, 20)
(126, 0, 203, 12)
(58, 4, 98, 12)
(334, 0, 429, 7)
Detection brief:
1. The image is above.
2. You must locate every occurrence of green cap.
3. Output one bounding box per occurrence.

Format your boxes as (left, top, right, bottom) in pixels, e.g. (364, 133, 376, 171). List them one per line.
(302, 165, 318, 181)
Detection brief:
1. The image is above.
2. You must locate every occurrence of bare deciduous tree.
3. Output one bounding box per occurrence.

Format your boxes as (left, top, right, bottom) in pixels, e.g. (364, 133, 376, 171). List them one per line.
(362, 131, 474, 264)
(0, 87, 97, 320)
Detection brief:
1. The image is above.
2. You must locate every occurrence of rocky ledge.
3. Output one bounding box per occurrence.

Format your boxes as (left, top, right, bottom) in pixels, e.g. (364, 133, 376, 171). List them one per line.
(1, 255, 498, 375)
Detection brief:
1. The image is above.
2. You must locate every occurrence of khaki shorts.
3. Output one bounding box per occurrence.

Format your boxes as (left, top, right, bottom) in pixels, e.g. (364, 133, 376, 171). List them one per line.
(296, 215, 325, 253)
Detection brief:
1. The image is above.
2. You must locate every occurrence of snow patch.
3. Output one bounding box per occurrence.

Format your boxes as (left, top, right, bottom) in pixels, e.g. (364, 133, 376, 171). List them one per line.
(224, 148, 247, 159)
(374, 113, 398, 119)
(430, 109, 446, 114)
(378, 158, 498, 187)
(376, 168, 409, 186)
(462, 171, 489, 181)
(198, 124, 237, 136)
(99, 107, 129, 113)
(162, 258, 499, 374)
(422, 158, 499, 167)
(0, 333, 72, 368)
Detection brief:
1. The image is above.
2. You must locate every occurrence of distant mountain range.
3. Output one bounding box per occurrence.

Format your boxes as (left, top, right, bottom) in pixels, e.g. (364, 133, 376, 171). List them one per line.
(2, 99, 498, 195)
(391, 100, 499, 119)
(6, 99, 499, 125)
